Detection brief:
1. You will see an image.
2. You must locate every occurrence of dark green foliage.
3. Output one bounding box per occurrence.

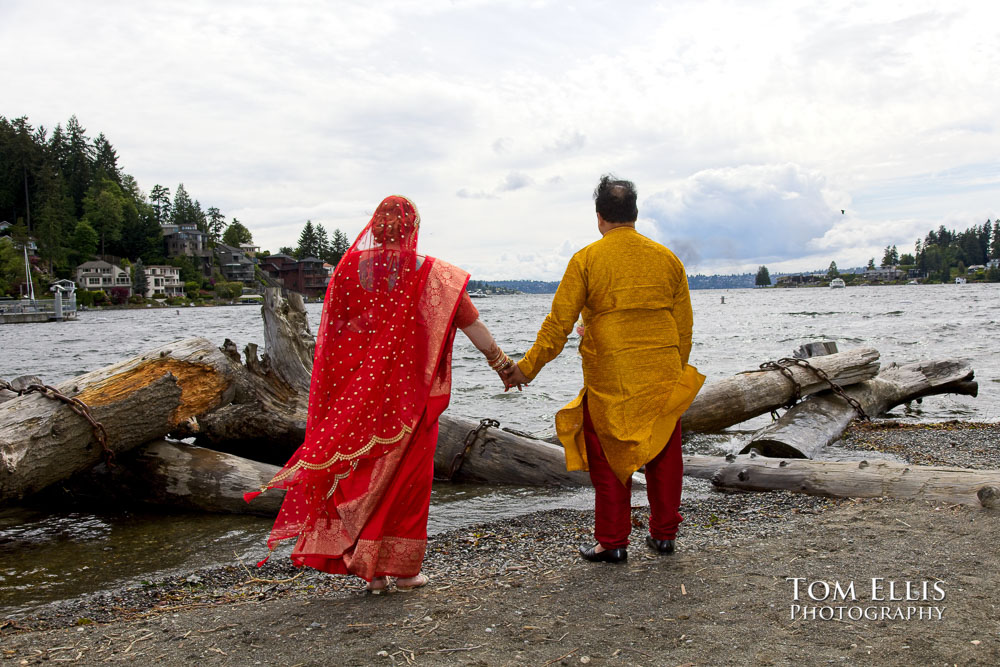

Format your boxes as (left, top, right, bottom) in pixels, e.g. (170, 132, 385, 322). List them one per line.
(826, 261, 839, 279)
(295, 220, 321, 259)
(222, 219, 253, 246)
(132, 258, 148, 296)
(755, 265, 771, 286)
(330, 229, 350, 265)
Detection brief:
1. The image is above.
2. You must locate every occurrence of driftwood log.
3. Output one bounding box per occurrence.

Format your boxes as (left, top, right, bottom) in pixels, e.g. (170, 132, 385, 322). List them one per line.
(684, 454, 1000, 508)
(743, 360, 978, 458)
(682, 348, 881, 433)
(0, 339, 244, 502)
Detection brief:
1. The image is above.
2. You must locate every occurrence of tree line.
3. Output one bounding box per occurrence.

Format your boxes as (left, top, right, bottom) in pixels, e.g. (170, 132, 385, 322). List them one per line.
(0, 114, 354, 298)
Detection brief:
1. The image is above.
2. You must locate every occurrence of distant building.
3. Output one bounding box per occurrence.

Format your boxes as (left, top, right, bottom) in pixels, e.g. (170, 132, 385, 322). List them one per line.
(988, 259, 1000, 270)
(161, 223, 212, 275)
(775, 273, 824, 287)
(144, 265, 184, 298)
(260, 254, 328, 298)
(0, 221, 11, 235)
(864, 266, 904, 282)
(214, 243, 256, 285)
(239, 244, 260, 258)
(967, 264, 987, 274)
(75, 260, 132, 293)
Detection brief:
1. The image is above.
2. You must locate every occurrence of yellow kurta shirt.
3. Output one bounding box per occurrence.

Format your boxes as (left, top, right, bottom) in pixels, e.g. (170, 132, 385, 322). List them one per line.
(518, 227, 705, 484)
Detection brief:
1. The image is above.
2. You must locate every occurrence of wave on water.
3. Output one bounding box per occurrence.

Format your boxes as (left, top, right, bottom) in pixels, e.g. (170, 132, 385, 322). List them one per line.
(784, 311, 842, 317)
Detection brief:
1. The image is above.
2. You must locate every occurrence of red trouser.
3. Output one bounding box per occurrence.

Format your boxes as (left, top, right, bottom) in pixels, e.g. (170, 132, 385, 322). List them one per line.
(583, 397, 683, 550)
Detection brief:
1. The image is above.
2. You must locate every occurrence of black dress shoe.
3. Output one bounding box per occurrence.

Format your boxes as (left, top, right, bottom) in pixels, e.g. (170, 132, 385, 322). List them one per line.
(645, 535, 675, 554)
(579, 544, 627, 563)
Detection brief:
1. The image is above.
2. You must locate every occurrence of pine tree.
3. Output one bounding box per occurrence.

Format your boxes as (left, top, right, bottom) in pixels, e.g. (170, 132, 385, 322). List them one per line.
(296, 220, 319, 259)
(826, 261, 839, 279)
(171, 184, 197, 227)
(991, 220, 1000, 259)
(867, 258, 876, 270)
(93, 132, 121, 183)
(755, 265, 771, 287)
(64, 115, 93, 218)
(330, 229, 350, 265)
(83, 176, 127, 256)
(150, 184, 171, 224)
(206, 207, 226, 243)
(132, 258, 148, 297)
(315, 223, 331, 262)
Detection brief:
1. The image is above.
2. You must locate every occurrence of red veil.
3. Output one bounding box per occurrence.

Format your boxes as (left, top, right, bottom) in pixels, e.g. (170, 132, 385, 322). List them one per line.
(250, 196, 469, 574)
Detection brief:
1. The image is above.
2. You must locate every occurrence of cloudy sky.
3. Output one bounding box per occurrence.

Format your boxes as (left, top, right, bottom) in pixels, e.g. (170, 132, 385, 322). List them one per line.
(3, 0, 999, 279)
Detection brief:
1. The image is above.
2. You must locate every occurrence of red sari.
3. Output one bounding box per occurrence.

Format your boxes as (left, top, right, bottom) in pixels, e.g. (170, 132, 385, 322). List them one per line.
(249, 196, 470, 580)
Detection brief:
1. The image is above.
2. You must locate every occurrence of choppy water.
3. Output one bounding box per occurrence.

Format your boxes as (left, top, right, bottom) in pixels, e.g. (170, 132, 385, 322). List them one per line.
(1, 283, 997, 615)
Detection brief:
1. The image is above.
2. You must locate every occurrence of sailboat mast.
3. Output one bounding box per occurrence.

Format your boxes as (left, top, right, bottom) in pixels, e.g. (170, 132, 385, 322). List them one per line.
(23, 245, 35, 301)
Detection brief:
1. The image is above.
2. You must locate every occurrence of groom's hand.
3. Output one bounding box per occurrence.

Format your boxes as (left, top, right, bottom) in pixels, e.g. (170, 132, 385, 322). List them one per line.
(501, 364, 529, 392)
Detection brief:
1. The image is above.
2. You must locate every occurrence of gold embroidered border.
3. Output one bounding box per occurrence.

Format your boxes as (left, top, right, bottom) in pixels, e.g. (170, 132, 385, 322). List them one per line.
(262, 423, 413, 490)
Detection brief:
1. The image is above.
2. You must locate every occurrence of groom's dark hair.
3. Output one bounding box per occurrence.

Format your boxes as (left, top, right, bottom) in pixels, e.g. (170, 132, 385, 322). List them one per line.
(593, 175, 638, 223)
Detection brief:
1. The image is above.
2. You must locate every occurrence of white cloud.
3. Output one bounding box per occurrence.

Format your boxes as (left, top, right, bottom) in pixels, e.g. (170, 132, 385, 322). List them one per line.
(3, 0, 1000, 277)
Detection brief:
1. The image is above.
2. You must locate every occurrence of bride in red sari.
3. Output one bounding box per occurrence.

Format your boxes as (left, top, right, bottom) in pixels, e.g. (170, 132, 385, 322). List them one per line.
(248, 196, 515, 592)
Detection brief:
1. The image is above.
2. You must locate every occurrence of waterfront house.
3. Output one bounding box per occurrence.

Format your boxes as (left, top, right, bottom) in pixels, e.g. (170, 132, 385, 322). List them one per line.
(864, 266, 904, 282)
(239, 244, 260, 258)
(260, 254, 328, 298)
(143, 265, 185, 298)
(967, 265, 986, 274)
(214, 243, 256, 286)
(75, 260, 132, 294)
(161, 223, 212, 276)
(988, 259, 1000, 270)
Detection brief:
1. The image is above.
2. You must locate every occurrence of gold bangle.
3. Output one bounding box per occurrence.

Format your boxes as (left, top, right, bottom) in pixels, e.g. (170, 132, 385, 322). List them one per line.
(486, 348, 505, 365)
(491, 356, 513, 372)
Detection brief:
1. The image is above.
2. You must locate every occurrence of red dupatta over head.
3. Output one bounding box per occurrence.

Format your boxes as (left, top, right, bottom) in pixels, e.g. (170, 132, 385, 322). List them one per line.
(251, 195, 460, 553)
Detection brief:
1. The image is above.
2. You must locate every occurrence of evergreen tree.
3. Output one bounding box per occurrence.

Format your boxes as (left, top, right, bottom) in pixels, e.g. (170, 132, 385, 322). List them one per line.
(278, 246, 295, 256)
(206, 207, 226, 243)
(93, 132, 121, 184)
(296, 220, 320, 259)
(64, 115, 93, 218)
(867, 257, 876, 270)
(149, 184, 171, 224)
(70, 220, 99, 263)
(755, 265, 771, 286)
(32, 163, 74, 270)
(132, 258, 148, 297)
(171, 183, 198, 227)
(992, 221, 1000, 259)
(315, 223, 331, 262)
(330, 228, 350, 265)
(0, 237, 27, 296)
(83, 176, 127, 256)
(222, 218, 253, 246)
(826, 261, 839, 279)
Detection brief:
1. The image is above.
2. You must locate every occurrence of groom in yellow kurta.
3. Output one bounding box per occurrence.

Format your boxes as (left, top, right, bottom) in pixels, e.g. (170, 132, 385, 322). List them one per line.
(505, 175, 704, 563)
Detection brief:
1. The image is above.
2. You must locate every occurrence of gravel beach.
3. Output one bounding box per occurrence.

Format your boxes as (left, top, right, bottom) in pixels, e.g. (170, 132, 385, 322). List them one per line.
(2, 421, 999, 665)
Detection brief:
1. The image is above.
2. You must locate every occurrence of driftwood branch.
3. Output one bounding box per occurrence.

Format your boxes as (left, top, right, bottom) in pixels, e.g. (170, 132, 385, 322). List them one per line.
(682, 348, 881, 433)
(743, 360, 978, 458)
(684, 454, 1000, 507)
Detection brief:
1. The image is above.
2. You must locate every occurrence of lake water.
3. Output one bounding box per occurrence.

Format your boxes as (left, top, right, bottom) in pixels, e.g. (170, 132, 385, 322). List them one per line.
(2, 283, 998, 615)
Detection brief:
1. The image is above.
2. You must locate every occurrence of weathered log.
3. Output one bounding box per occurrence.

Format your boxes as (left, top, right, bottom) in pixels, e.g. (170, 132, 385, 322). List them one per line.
(435, 415, 592, 486)
(743, 360, 978, 458)
(122, 440, 284, 516)
(793, 341, 838, 358)
(683, 453, 1000, 507)
(0, 339, 244, 502)
(682, 348, 881, 433)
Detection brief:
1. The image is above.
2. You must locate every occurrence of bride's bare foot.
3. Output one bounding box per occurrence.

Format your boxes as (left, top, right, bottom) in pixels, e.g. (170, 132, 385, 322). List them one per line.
(365, 576, 390, 594)
(395, 573, 428, 591)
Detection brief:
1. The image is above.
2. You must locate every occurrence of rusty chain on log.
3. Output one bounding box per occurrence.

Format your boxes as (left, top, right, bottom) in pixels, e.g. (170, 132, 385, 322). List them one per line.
(758, 358, 870, 422)
(1, 378, 116, 466)
(444, 418, 500, 481)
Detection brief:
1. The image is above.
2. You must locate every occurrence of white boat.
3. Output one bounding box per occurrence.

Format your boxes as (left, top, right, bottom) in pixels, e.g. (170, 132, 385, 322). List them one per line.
(955, 277, 967, 284)
(829, 278, 846, 288)
(468, 289, 490, 298)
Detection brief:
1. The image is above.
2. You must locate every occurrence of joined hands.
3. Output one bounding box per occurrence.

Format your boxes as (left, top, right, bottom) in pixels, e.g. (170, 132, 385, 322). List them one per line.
(499, 363, 529, 392)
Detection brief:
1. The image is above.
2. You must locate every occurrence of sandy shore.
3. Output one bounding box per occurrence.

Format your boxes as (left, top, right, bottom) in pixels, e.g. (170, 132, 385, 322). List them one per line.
(2, 421, 999, 665)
